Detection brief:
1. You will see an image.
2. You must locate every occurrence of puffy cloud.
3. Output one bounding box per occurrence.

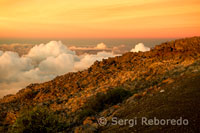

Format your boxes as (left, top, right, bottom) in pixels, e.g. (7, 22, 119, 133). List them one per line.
(37, 53, 75, 76)
(95, 43, 107, 49)
(130, 43, 150, 52)
(26, 41, 75, 64)
(0, 41, 116, 97)
(0, 51, 33, 82)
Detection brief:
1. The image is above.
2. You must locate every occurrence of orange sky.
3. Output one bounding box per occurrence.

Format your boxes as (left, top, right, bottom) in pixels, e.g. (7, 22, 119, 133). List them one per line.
(0, 0, 200, 38)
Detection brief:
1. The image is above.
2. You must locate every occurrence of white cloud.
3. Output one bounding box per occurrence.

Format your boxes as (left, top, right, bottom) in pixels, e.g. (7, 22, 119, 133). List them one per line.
(68, 43, 127, 55)
(95, 43, 107, 49)
(0, 41, 116, 97)
(26, 41, 75, 64)
(0, 51, 33, 82)
(130, 43, 150, 52)
(37, 53, 75, 75)
(69, 42, 108, 50)
(74, 51, 115, 70)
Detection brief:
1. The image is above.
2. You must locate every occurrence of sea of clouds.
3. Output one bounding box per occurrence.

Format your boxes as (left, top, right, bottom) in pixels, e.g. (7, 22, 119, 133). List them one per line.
(0, 41, 150, 97)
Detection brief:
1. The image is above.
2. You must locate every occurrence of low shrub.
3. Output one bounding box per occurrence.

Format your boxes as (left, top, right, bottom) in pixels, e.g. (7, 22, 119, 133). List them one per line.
(77, 108, 95, 121)
(88, 87, 132, 112)
(10, 106, 68, 133)
(78, 87, 132, 120)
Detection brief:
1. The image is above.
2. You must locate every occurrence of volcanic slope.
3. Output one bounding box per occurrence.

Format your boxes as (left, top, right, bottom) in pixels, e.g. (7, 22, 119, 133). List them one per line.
(0, 37, 200, 132)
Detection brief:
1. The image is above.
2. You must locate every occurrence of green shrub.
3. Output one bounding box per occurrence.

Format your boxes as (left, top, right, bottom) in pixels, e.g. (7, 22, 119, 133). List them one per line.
(77, 108, 96, 121)
(78, 87, 132, 120)
(87, 87, 132, 112)
(10, 106, 68, 133)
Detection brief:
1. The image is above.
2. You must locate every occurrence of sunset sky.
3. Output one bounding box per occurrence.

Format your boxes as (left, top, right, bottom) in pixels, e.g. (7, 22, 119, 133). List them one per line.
(0, 0, 200, 38)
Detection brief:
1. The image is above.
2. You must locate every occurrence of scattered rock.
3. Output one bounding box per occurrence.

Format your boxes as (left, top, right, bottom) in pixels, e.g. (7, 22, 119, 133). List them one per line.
(160, 90, 165, 93)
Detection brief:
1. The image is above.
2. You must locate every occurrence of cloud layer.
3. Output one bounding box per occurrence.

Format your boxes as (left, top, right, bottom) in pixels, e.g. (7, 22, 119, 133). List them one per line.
(0, 41, 115, 97)
(0, 41, 150, 97)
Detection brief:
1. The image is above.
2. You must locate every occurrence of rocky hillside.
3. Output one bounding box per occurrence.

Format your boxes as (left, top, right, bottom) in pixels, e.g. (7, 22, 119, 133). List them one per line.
(0, 37, 200, 132)
(100, 71, 200, 132)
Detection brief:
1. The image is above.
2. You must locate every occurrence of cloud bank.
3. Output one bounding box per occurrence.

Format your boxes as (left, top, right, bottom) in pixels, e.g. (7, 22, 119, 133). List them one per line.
(130, 43, 150, 52)
(0, 41, 150, 97)
(69, 42, 108, 51)
(0, 41, 115, 97)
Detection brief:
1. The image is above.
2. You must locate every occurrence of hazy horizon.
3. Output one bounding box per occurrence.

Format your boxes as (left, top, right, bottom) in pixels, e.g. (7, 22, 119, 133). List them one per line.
(0, 38, 174, 47)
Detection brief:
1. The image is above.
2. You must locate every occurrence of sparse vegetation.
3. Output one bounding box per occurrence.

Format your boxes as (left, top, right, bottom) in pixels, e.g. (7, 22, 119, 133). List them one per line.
(87, 87, 132, 112)
(77, 108, 96, 121)
(78, 87, 132, 121)
(10, 106, 68, 133)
